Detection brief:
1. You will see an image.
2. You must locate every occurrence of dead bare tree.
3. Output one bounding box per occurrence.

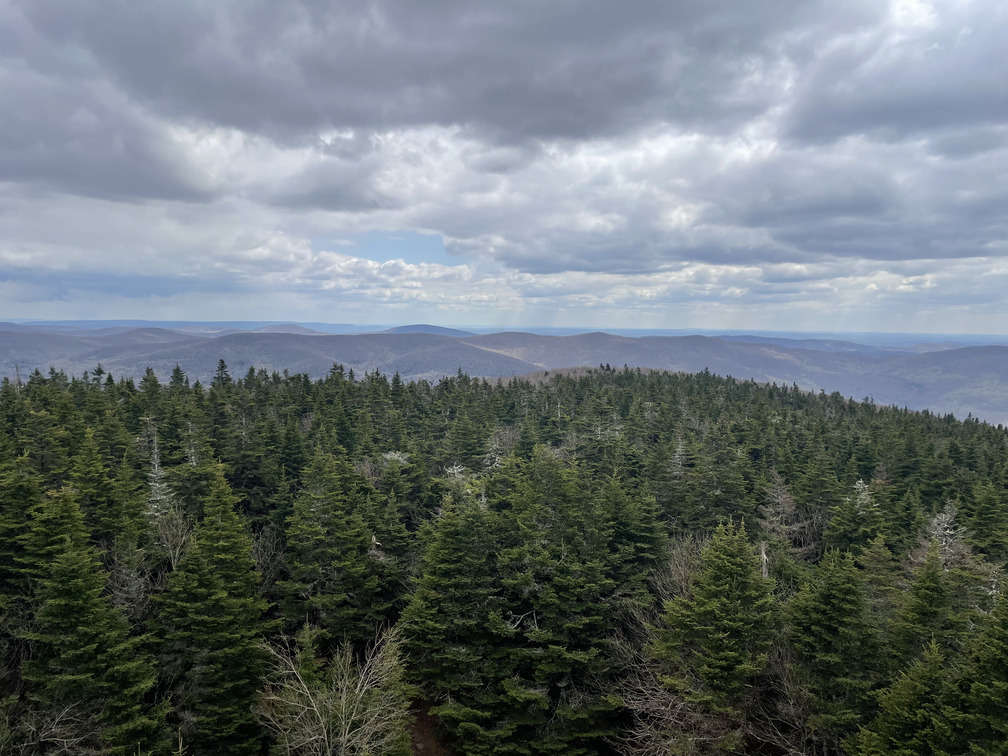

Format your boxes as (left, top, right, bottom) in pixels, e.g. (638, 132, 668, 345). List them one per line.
(255, 626, 412, 756)
(760, 471, 823, 562)
(914, 500, 973, 569)
(11, 699, 101, 755)
(651, 533, 706, 606)
(105, 531, 153, 623)
(145, 426, 192, 572)
(252, 523, 285, 595)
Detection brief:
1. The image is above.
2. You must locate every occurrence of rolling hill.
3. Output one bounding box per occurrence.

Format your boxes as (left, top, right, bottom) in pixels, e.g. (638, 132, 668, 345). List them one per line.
(2, 325, 1007, 424)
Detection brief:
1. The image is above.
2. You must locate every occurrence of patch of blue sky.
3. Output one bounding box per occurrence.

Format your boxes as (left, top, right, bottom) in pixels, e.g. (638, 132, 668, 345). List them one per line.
(314, 231, 454, 265)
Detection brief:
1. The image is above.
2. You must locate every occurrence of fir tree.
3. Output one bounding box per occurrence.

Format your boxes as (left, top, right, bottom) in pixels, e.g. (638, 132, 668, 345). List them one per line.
(69, 426, 120, 547)
(965, 481, 1008, 564)
(681, 421, 756, 532)
(894, 540, 953, 663)
(22, 537, 167, 755)
(946, 589, 1008, 753)
(277, 449, 379, 645)
(651, 519, 776, 751)
(15, 486, 89, 591)
(857, 534, 903, 674)
(400, 496, 514, 755)
(154, 465, 269, 755)
(599, 477, 667, 610)
(794, 444, 844, 520)
(495, 451, 618, 754)
(789, 549, 879, 751)
(825, 479, 882, 554)
(882, 488, 925, 557)
(846, 641, 953, 756)
(0, 455, 43, 603)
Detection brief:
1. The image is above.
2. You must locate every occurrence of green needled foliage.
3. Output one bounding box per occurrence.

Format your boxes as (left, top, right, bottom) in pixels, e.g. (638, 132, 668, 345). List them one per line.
(856, 534, 903, 675)
(70, 427, 120, 548)
(8, 362, 1008, 755)
(598, 476, 667, 611)
(825, 480, 883, 554)
(16, 485, 89, 592)
(278, 448, 380, 646)
(0, 455, 43, 603)
(965, 481, 1008, 564)
(682, 421, 756, 532)
(496, 450, 618, 755)
(651, 519, 776, 752)
(894, 540, 954, 663)
(22, 537, 168, 755)
(789, 549, 879, 751)
(400, 495, 514, 755)
(946, 589, 1008, 753)
(847, 641, 953, 756)
(155, 464, 269, 755)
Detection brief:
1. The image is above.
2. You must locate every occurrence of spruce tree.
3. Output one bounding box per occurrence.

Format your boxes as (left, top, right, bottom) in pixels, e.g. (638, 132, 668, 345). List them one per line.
(965, 481, 1008, 564)
(893, 540, 953, 663)
(846, 641, 953, 756)
(277, 449, 379, 645)
(825, 479, 882, 554)
(789, 549, 878, 751)
(651, 519, 776, 751)
(69, 426, 120, 547)
(682, 421, 756, 532)
(22, 537, 167, 755)
(857, 534, 902, 674)
(154, 465, 268, 755)
(794, 444, 844, 521)
(15, 486, 89, 591)
(400, 496, 514, 755)
(0, 455, 43, 603)
(882, 488, 925, 557)
(495, 451, 617, 754)
(947, 589, 1008, 753)
(599, 477, 667, 611)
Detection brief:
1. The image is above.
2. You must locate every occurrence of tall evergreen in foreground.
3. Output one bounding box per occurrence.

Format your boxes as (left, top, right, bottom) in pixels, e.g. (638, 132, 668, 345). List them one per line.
(946, 589, 1008, 753)
(789, 549, 879, 754)
(22, 535, 167, 754)
(154, 465, 268, 755)
(400, 496, 514, 755)
(651, 519, 776, 753)
(846, 641, 952, 756)
(495, 450, 618, 754)
(278, 449, 379, 646)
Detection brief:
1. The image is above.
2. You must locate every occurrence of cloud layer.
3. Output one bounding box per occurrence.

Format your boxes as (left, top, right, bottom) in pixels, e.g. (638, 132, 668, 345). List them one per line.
(2, 0, 1006, 331)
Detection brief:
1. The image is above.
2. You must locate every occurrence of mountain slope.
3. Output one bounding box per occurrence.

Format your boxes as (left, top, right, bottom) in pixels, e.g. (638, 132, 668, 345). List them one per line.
(2, 328, 1007, 423)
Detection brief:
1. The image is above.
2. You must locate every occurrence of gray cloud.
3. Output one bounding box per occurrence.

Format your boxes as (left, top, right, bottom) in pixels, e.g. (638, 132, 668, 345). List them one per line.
(1, 0, 1007, 331)
(18, 0, 813, 141)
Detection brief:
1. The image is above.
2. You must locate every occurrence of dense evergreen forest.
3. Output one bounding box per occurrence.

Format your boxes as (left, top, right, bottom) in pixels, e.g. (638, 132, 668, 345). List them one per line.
(1, 360, 1007, 755)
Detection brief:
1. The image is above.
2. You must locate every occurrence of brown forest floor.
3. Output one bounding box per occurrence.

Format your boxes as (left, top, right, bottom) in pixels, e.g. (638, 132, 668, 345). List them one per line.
(409, 703, 454, 756)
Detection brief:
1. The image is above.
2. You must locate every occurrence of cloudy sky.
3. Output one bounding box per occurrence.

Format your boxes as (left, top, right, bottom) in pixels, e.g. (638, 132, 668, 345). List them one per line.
(2, 0, 1006, 332)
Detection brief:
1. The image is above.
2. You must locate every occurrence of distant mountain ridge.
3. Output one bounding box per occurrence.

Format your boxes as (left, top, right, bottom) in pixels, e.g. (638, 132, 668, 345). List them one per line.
(2, 324, 1008, 424)
(380, 324, 475, 337)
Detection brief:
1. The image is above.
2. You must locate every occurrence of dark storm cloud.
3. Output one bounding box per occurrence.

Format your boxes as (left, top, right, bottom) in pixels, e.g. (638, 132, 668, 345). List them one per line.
(0, 3, 215, 201)
(0, 71, 213, 202)
(16, 0, 826, 142)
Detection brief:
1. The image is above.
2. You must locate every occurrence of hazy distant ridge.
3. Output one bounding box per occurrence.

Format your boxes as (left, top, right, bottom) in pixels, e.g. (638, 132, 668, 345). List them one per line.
(2, 325, 1007, 424)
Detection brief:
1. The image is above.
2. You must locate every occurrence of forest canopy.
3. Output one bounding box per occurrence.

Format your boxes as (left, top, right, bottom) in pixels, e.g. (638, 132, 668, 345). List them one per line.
(1, 361, 1007, 755)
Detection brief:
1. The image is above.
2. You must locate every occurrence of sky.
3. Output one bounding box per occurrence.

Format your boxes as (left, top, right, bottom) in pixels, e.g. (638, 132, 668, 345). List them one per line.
(1, 0, 1007, 333)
